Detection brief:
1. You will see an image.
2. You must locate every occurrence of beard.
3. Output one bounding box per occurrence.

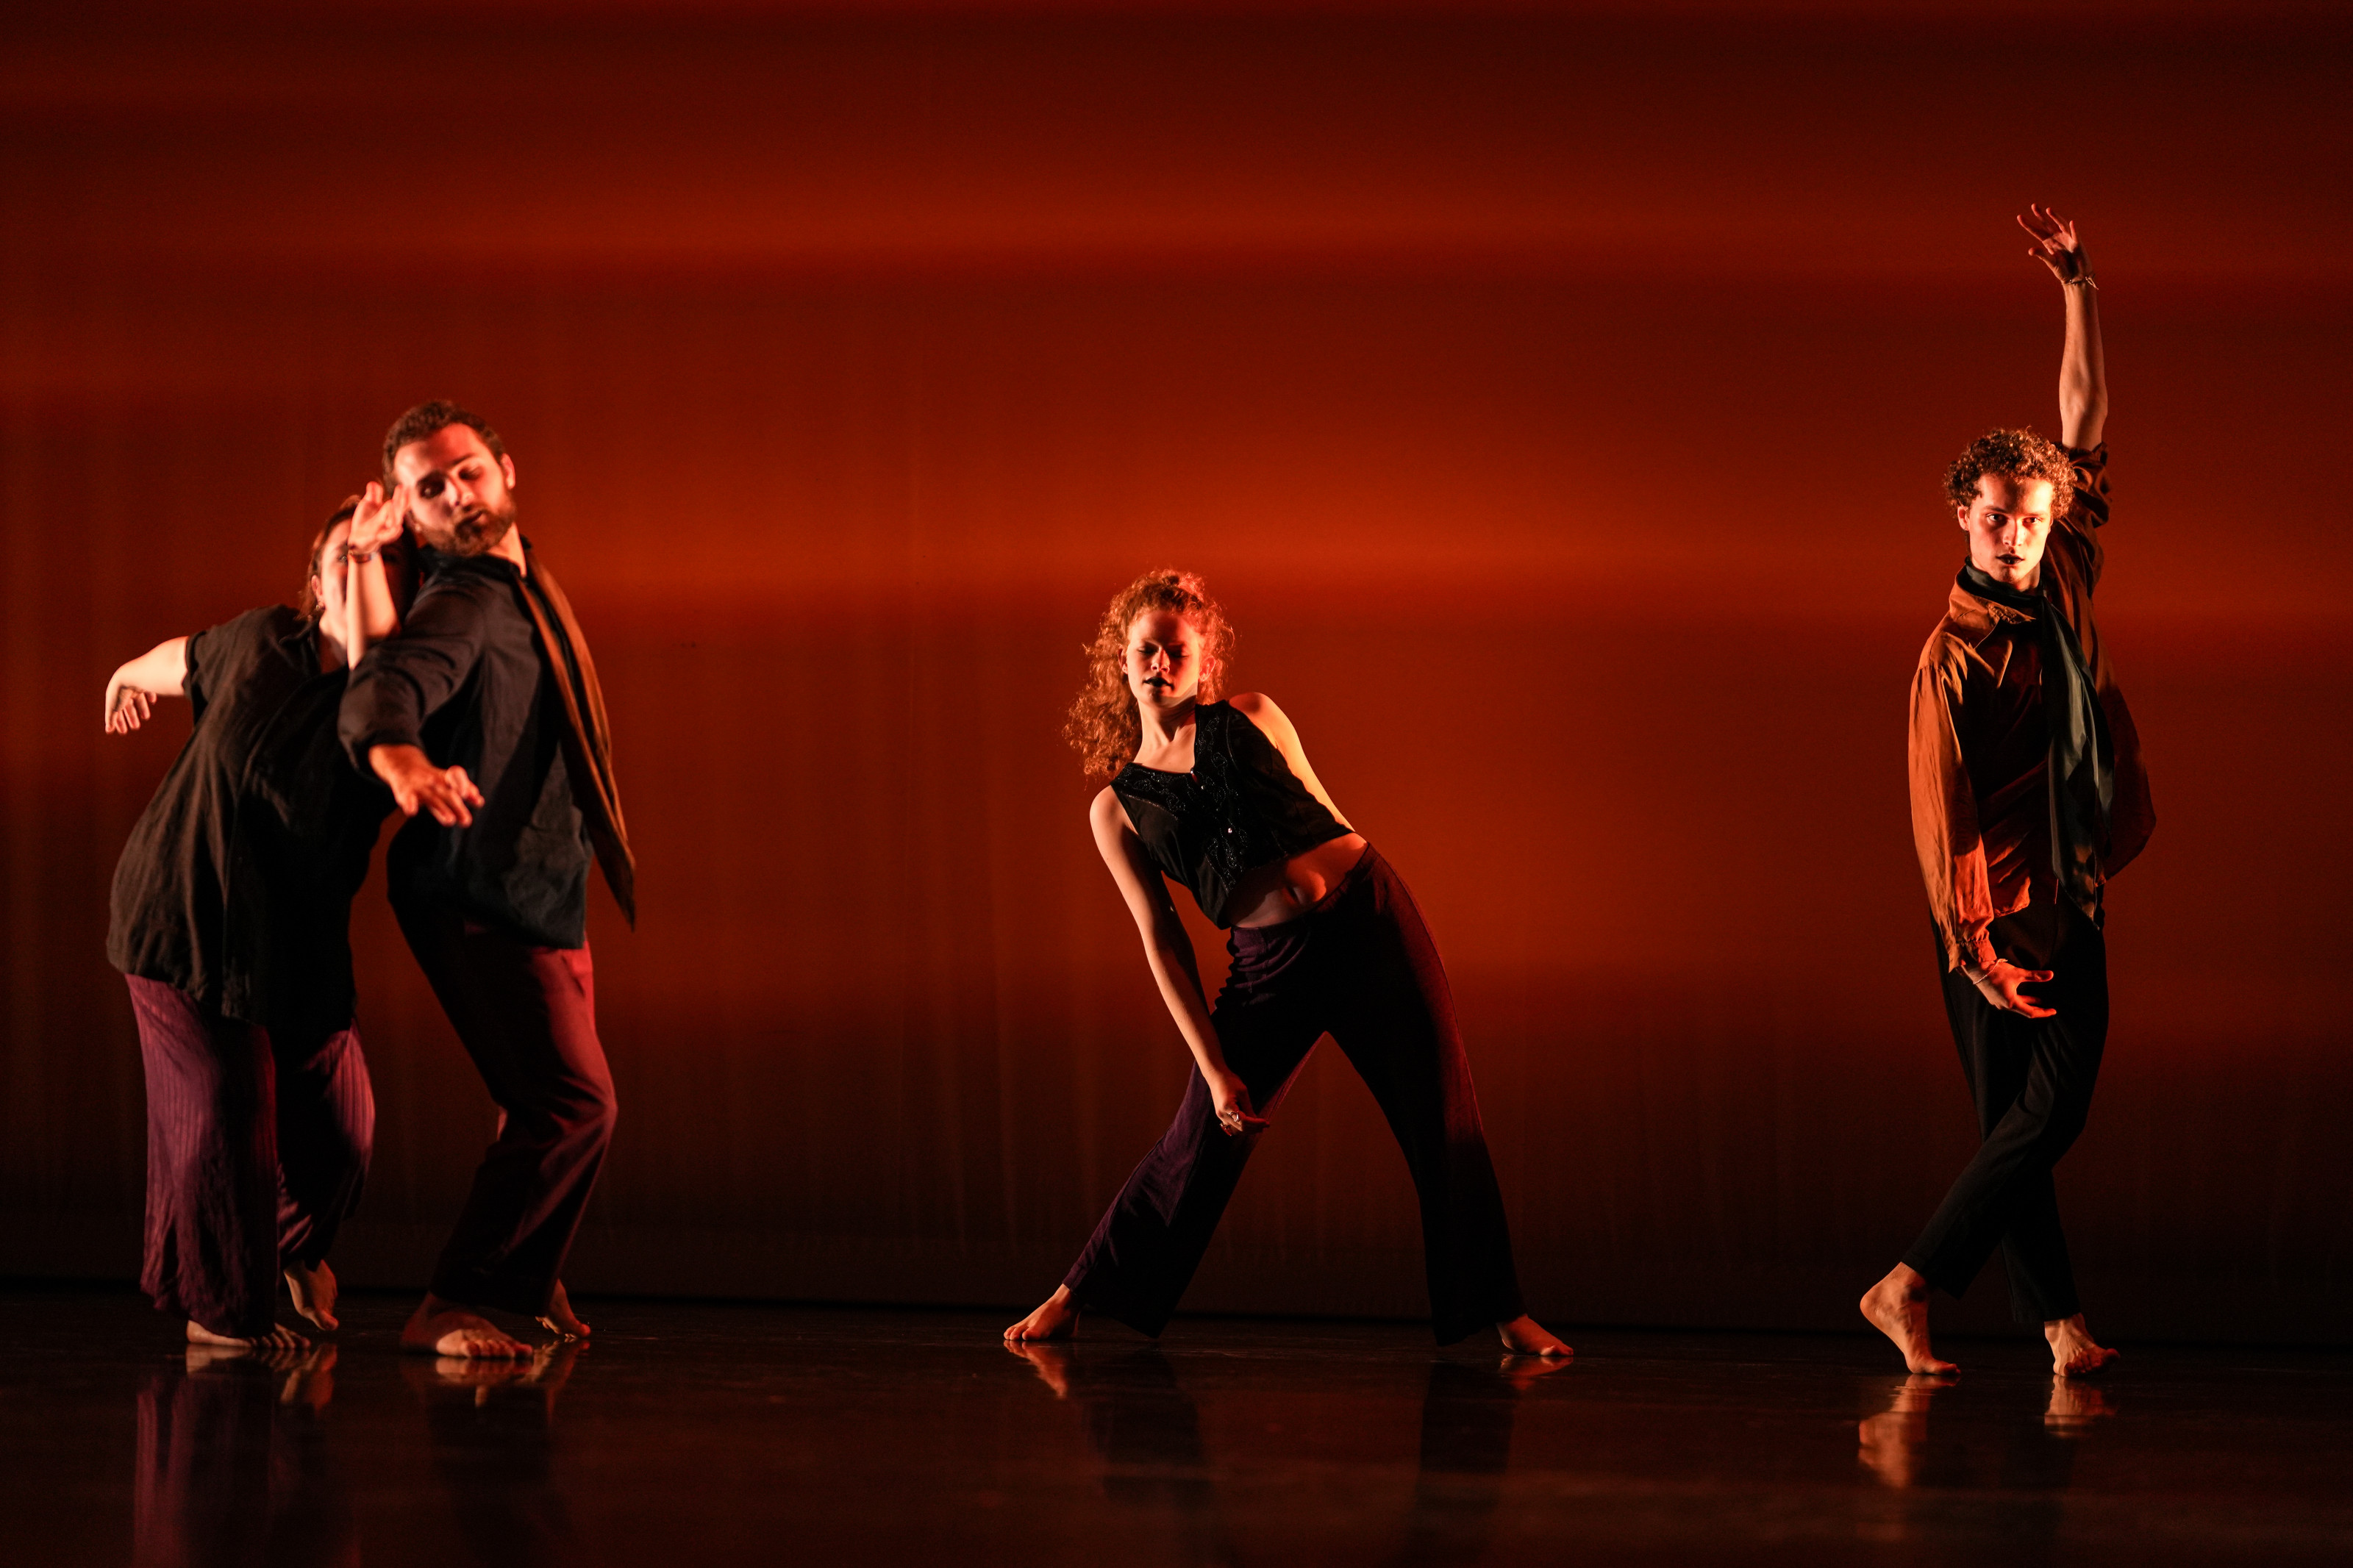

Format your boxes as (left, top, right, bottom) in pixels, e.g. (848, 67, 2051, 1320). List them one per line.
(435, 496, 518, 558)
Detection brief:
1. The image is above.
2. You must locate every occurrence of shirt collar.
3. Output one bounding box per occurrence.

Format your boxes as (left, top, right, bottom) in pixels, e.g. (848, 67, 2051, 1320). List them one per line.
(419, 536, 534, 581)
(1944, 572, 2039, 645)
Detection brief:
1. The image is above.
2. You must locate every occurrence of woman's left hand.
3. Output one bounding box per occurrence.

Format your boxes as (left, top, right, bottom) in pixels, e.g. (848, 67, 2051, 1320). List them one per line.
(347, 482, 411, 556)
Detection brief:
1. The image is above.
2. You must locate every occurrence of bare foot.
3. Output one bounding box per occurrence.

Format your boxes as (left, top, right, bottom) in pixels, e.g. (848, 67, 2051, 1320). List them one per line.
(1860, 1264, 1957, 1375)
(2045, 1373, 2117, 1432)
(1498, 1351, 1574, 1391)
(1496, 1315, 1572, 1358)
(2044, 1313, 2120, 1378)
(403, 1341, 581, 1400)
(186, 1317, 308, 1353)
(185, 1340, 309, 1377)
(1007, 1340, 1074, 1397)
(278, 1345, 338, 1411)
(537, 1280, 591, 1341)
(401, 1293, 536, 1358)
(284, 1259, 340, 1332)
(1857, 1372, 1954, 1488)
(1004, 1285, 1082, 1342)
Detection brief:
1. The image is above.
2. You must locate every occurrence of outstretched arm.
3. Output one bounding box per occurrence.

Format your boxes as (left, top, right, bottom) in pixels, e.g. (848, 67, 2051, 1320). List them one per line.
(341, 581, 488, 826)
(1090, 788, 1266, 1137)
(2020, 204, 2107, 450)
(103, 637, 188, 734)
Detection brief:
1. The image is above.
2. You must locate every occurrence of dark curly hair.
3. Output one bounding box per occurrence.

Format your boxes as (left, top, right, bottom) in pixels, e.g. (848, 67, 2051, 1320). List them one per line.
(296, 496, 363, 620)
(1065, 569, 1236, 781)
(382, 398, 507, 480)
(1945, 427, 2076, 517)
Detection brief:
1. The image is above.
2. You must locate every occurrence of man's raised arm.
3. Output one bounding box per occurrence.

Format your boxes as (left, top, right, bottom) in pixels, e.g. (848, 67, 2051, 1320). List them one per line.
(2021, 204, 2107, 451)
(340, 584, 485, 827)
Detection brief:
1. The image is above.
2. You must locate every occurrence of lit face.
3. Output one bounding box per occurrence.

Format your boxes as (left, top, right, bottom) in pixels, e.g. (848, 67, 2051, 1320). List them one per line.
(1124, 610, 1205, 713)
(313, 521, 421, 650)
(391, 423, 518, 556)
(1958, 473, 2055, 590)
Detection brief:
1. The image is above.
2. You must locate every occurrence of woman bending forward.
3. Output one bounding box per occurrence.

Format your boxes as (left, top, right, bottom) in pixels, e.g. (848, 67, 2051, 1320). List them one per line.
(1006, 570, 1569, 1356)
(104, 490, 416, 1350)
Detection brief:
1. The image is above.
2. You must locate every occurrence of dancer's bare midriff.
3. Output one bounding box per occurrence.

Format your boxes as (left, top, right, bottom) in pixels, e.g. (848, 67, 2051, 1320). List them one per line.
(1224, 834, 1369, 928)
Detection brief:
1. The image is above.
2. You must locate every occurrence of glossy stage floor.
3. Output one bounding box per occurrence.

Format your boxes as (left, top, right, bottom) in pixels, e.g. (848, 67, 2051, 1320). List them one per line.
(4, 1289, 2349, 1566)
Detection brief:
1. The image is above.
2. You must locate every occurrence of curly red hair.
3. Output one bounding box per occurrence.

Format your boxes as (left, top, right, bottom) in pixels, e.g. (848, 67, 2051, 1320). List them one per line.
(1065, 568, 1236, 781)
(1945, 427, 2077, 518)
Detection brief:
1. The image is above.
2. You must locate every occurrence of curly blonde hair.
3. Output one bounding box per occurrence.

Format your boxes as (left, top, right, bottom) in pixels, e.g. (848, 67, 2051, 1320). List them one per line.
(1945, 427, 2076, 518)
(1065, 568, 1236, 781)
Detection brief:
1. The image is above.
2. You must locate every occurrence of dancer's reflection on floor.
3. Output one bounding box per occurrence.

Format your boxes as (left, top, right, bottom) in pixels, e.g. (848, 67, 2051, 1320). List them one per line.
(401, 1343, 585, 1568)
(1013, 1343, 1239, 1566)
(134, 1343, 357, 1568)
(1388, 1356, 1568, 1567)
(1010, 1343, 1568, 1567)
(1857, 1370, 2115, 1561)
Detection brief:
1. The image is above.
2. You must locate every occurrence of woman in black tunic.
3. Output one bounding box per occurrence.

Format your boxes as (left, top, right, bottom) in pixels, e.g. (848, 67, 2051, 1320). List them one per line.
(103, 490, 419, 1348)
(1005, 569, 1568, 1356)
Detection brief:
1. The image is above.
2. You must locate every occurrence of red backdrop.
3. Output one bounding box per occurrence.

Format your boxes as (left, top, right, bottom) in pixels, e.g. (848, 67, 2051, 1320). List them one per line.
(4, 3, 2348, 1339)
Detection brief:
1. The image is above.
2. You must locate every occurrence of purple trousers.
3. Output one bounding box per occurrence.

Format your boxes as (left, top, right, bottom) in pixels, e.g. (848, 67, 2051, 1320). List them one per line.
(1065, 847, 1527, 1345)
(127, 976, 374, 1340)
(397, 903, 615, 1317)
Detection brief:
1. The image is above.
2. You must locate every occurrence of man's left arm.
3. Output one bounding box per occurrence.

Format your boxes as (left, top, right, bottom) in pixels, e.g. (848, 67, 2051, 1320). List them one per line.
(340, 584, 486, 827)
(2021, 204, 2106, 450)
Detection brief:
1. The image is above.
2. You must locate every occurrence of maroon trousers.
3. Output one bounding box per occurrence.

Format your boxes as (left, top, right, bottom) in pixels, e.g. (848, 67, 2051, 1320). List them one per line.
(1065, 848, 1527, 1345)
(396, 903, 615, 1317)
(126, 976, 374, 1340)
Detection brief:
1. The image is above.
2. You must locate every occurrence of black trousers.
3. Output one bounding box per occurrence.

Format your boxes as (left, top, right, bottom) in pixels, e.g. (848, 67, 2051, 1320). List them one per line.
(1903, 900, 2107, 1324)
(396, 903, 615, 1317)
(1064, 847, 1527, 1345)
(127, 976, 374, 1339)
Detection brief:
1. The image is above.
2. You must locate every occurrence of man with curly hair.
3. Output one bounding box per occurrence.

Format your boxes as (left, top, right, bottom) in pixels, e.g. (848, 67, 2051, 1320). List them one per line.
(1861, 207, 2155, 1378)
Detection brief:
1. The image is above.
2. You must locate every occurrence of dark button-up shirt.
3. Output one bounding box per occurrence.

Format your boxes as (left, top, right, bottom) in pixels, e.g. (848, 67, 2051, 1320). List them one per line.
(108, 606, 390, 1035)
(1909, 444, 2157, 972)
(339, 545, 595, 948)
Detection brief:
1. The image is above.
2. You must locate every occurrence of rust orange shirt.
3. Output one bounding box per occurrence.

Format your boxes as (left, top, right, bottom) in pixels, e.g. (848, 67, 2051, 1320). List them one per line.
(1909, 445, 2156, 972)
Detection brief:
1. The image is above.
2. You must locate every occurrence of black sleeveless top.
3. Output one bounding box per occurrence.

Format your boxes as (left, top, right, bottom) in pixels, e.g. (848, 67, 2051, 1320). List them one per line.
(1110, 701, 1352, 927)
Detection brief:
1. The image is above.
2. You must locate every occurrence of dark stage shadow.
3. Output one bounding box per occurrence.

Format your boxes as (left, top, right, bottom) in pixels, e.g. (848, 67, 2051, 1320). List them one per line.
(133, 1343, 357, 1568)
(1011, 1342, 1566, 1567)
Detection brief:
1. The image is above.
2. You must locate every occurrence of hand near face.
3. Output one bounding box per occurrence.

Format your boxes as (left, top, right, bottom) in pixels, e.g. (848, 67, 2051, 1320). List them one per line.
(2018, 204, 2090, 285)
(348, 482, 413, 556)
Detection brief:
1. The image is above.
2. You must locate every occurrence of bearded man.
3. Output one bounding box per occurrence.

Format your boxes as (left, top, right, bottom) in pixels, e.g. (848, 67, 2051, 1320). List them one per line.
(341, 401, 635, 1358)
(1861, 208, 2155, 1379)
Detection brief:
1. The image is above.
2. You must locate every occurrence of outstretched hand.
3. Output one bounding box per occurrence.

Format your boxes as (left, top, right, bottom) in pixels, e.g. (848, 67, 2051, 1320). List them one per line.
(104, 673, 157, 734)
(2018, 204, 2092, 286)
(370, 744, 485, 826)
(1968, 957, 2057, 1019)
(348, 481, 412, 556)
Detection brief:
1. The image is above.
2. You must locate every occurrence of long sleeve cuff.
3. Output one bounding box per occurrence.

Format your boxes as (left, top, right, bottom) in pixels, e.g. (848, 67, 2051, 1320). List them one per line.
(342, 721, 421, 769)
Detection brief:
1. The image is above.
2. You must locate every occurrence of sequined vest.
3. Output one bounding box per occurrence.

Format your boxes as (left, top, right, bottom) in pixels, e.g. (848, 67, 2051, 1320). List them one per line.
(1110, 701, 1352, 927)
